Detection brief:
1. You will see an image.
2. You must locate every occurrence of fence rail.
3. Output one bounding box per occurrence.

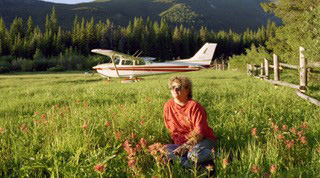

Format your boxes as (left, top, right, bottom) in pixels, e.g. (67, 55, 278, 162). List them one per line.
(247, 47, 320, 106)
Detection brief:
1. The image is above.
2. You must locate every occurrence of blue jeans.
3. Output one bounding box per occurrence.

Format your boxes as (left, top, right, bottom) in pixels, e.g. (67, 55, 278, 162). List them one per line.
(166, 139, 215, 168)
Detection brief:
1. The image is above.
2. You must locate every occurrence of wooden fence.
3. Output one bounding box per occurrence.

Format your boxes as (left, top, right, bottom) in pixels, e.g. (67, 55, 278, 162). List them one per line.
(247, 47, 320, 106)
(211, 60, 228, 70)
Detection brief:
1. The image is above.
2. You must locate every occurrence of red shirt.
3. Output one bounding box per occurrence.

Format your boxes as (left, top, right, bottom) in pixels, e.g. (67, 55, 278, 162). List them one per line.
(164, 98, 216, 145)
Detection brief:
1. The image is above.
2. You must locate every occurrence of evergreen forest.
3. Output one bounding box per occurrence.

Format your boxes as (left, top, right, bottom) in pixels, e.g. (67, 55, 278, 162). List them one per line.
(0, 6, 276, 73)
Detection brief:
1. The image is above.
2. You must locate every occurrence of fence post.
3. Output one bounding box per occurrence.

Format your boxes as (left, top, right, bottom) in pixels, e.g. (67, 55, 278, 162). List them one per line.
(222, 60, 225, 70)
(260, 62, 264, 78)
(299, 47, 307, 93)
(214, 60, 217, 69)
(253, 64, 258, 76)
(273, 54, 280, 81)
(264, 58, 269, 79)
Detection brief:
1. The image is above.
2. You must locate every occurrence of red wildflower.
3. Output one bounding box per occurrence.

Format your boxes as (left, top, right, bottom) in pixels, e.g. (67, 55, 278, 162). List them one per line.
(135, 144, 141, 151)
(127, 147, 137, 159)
(251, 128, 257, 137)
(282, 125, 288, 131)
(298, 136, 307, 145)
(290, 127, 296, 134)
(222, 158, 229, 169)
(297, 131, 304, 138)
(82, 123, 88, 129)
(285, 140, 294, 149)
(301, 122, 307, 129)
(140, 120, 145, 126)
(277, 134, 284, 140)
(128, 159, 136, 168)
(0, 127, 5, 134)
(41, 114, 46, 119)
(123, 140, 132, 151)
(116, 131, 122, 140)
(264, 172, 271, 178)
(105, 121, 111, 127)
(34, 112, 40, 115)
(270, 164, 277, 174)
(148, 143, 164, 156)
(271, 122, 279, 131)
(251, 164, 260, 174)
(94, 164, 105, 173)
(20, 124, 28, 133)
(139, 138, 147, 148)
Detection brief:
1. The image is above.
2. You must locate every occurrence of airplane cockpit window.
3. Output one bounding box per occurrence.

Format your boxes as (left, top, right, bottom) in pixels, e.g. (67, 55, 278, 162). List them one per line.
(114, 58, 120, 65)
(135, 60, 146, 65)
(122, 60, 133, 65)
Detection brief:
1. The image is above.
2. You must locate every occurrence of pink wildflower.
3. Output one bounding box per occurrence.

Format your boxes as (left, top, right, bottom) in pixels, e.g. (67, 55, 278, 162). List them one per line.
(41, 114, 46, 119)
(301, 122, 307, 129)
(264, 172, 271, 178)
(285, 140, 294, 149)
(271, 122, 279, 131)
(105, 121, 111, 127)
(139, 138, 147, 148)
(94, 164, 105, 173)
(251, 164, 260, 174)
(251, 128, 257, 137)
(222, 158, 229, 169)
(298, 136, 307, 145)
(20, 124, 28, 133)
(116, 131, 122, 140)
(82, 122, 88, 129)
(123, 140, 132, 150)
(270, 164, 277, 174)
(0, 127, 5, 134)
(282, 125, 288, 131)
(277, 134, 284, 140)
(290, 127, 296, 134)
(128, 159, 136, 168)
(297, 131, 304, 138)
(135, 144, 141, 151)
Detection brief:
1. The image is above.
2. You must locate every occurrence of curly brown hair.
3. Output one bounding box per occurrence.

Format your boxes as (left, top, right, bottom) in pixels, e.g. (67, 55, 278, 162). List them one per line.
(168, 76, 192, 99)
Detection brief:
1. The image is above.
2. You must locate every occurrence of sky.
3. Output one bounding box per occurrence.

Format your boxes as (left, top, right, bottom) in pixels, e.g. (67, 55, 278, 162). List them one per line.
(42, 0, 94, 4)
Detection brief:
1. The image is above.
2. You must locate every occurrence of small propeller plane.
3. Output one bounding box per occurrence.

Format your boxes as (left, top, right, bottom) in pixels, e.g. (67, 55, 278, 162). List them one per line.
(91, 43, 217, 80)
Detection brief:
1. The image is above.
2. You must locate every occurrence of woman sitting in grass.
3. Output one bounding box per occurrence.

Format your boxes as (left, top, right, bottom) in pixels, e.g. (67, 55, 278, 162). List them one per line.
(164, 76, 216, 168)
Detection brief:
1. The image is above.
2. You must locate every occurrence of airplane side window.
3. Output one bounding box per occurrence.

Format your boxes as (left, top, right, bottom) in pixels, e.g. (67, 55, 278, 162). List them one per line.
(135, 60, 146, 65)
(122, 60, 133, 65)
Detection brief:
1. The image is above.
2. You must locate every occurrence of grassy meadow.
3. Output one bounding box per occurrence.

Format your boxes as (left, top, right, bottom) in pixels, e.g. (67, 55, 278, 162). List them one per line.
(0, 69, 319, 177)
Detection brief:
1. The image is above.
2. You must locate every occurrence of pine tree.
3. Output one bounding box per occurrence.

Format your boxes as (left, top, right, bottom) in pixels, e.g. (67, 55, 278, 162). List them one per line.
(27, 16, 34, 39)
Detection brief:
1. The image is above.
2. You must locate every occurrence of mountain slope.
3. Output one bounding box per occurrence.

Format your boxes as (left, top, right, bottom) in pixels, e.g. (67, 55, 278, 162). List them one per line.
(0, 0, 279, 32)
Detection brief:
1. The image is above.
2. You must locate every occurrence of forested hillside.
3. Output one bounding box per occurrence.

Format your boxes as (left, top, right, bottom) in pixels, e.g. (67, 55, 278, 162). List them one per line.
(0, 0, 278, 32)
(0, 5, 277, 73)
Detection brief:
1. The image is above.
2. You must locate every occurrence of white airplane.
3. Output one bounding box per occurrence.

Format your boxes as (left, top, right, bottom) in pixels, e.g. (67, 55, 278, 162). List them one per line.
(91, 43, 217, 79)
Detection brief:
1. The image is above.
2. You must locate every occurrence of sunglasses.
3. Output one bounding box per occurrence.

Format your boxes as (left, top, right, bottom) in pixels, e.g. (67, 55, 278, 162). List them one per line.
(169, 85, 183, 91)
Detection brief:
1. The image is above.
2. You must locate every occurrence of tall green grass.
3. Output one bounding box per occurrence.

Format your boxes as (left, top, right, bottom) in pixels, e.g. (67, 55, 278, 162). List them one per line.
(0, 69, 319, 177)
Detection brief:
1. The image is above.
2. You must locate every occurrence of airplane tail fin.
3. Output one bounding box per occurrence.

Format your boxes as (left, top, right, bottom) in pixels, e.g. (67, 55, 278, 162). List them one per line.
(190, 43, 217, 63)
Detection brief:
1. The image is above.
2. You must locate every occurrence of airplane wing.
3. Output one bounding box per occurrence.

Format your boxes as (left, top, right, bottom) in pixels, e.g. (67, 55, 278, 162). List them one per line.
(91, 49, 141, 61)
